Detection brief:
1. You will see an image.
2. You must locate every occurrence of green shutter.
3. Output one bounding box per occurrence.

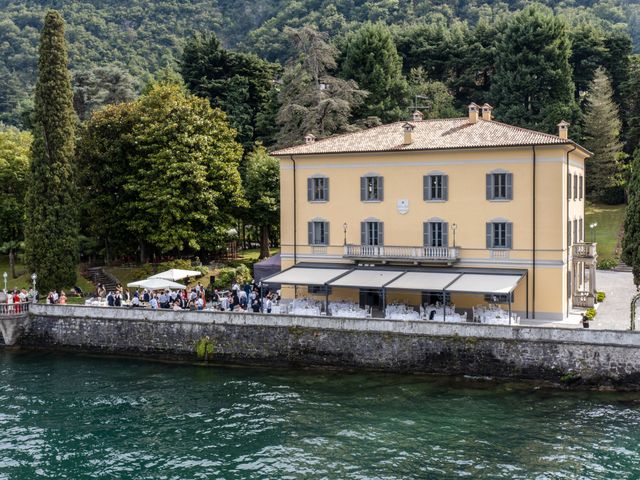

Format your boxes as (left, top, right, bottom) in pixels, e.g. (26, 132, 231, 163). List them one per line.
(423, 176, 429, 201)
(360, 177, 366, 201)
(324, 222, 329, 245)
(442, 222, 449, 247)
(423, 222, 429, 246)
(506, 173, 513, 200)
(307, 178, 313, 201)
(361, 222, 366, 245)
(378, 177, 384, 201)
(486, 222, 492, 249)
(486, 174, 492, 200)
(442, 175, 448, 201)
(379, 222, 384, 245)
(308, 222, 314, 244)
(506, 222, 513, 249)
(324, 178, 329, 202)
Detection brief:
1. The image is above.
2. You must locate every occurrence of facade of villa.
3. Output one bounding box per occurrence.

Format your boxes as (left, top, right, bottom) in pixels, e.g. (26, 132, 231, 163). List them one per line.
(270, 104, 595, 321)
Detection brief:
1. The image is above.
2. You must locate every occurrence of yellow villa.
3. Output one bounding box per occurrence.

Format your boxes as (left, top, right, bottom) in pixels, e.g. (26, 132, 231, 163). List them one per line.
(267, 104, 595, 323)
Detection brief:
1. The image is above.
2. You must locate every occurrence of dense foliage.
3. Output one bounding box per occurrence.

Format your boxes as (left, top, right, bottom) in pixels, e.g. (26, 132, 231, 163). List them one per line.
(77, 84, 245, 262)
(622, 149, 640, 286)
(2, 0, 640, 128)
(24, 10, 78, 292)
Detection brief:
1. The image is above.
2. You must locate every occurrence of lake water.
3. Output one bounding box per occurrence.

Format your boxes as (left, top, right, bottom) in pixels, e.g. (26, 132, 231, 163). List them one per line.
(1, 350, 640, 479)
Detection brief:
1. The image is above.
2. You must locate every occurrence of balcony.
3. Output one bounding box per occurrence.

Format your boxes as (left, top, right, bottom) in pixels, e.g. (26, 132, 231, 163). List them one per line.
(572, 243, 597, 259)
(344, 244, 460, 264)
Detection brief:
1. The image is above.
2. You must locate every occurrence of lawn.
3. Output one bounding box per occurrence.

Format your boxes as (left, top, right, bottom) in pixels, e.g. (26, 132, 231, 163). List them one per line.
(0, 254, 94, 293)
(585, 203, 626, 261)
(238, 248, 280, 261)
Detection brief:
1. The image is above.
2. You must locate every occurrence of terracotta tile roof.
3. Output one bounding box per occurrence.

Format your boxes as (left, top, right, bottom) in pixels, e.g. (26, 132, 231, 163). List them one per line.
(271, 118, 585, 156)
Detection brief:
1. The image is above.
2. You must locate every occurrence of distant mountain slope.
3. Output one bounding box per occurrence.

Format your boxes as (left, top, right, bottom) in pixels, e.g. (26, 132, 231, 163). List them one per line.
(1, 0, 639, 125)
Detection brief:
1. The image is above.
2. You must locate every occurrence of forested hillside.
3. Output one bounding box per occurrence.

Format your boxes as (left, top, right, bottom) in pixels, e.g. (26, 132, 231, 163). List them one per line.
(2, 0, 640, 126)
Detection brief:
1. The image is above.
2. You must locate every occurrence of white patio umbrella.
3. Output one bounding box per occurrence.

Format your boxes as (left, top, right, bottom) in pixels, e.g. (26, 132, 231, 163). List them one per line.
(149, 268, 203, 281)
(127, 278, 186, 290)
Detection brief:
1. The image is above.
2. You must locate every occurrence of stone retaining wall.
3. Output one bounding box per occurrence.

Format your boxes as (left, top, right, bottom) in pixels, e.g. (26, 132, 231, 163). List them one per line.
(16, 304, 640, 388)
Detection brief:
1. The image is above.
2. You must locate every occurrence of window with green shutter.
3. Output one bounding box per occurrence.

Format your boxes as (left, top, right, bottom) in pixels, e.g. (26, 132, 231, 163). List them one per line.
(424, 174, 448, 201)
(361, 176, 383, 201)
(361, 220, 383, 245)
(308, 221, 329, 245)
(486, 221, 512, 249)
(308, 176, 329, 202)
(424, 221, 449, 247)
(486, 172, 512, 200)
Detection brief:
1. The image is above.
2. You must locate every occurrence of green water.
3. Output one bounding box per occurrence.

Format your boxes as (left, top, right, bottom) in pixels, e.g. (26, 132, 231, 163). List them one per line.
(1, 352, 640, 479)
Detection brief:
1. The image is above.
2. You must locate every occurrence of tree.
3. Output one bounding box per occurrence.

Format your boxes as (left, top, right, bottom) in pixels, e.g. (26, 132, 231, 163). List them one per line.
(340, 22, 408, 123)
(583, 67, 624, 203)
(276, 26, 367, 147)
(180, 33, 280, 150)
(406, 68, 459, 119)
(490, 6, 579, 134)
(0, 127, 31, 278)
(622, 149, 640, 287)
(77, 84, 245, 261)
(72, 65, 137, 120)
(244, 145, 279, 259)
(24, 11, 78, 292)
(625, 56, 640, 155)
(570, 23, 607, 106)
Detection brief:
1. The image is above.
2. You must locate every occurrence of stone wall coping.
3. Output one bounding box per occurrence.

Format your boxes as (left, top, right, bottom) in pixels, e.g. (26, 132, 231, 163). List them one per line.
(29, 304, 640, 348)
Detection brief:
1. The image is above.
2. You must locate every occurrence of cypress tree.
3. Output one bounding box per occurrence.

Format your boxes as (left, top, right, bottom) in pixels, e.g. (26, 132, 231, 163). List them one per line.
(583, 67, 624, 202)
(622, 149, 640, 287)
(24, 11, 78, 292)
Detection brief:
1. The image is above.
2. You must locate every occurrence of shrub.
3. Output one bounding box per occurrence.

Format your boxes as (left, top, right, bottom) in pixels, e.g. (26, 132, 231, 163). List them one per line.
(213, 264, 252, 289)
(584, 307, 597, 321)
(597, 258, 618, 270)
(596, 291, 606, 303)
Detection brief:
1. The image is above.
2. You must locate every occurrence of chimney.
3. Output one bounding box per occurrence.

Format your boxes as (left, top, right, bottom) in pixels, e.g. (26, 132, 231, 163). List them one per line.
(557, 120, 570, 140)
(412, 110, 424, 122)
(468, 103, 479, 124)
(402, 122, 415, 145)
(304, 133, 316, 144)
(481, 103, 493, 121)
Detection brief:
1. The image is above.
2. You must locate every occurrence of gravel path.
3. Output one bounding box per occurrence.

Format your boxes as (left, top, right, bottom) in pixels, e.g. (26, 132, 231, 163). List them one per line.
(590, 270, 638, 330)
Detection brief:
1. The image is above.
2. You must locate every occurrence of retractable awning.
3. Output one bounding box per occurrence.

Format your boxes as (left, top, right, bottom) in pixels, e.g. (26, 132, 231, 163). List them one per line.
(385, 271, 461, 291)
(328, 269, 404, 288)
(445, 273, 523, 294)
(262, 267, 350, 286)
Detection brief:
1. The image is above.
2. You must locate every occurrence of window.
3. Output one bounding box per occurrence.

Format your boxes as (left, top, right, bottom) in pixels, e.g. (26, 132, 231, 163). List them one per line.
(484, 292, 514, 303)
(579, 175, 584, 200)
(567, 173, 571, 200)
(573, 173, 578, 200)
(308, 285, 332, 295)
(308, 221, 329, 245)
(579, 218, 583, 242)
(361, 220, 384, 245)
(424, 221, 449, 247)
(486, 221, 513, 249)
(567, 220, 572, 247)
(423, 174, 448, 201)
(360, 176, 384, 201)
(307, 176, 329, 202)
(486, 172, 513, 200)
(573, 219, 578, 245)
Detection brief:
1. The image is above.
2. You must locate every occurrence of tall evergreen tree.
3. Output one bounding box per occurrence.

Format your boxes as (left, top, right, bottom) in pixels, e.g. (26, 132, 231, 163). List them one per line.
(623, 55, 640, 154)
(622, 148, 640, 287)
(340, 22, 408, 123)
(490, 5, 579, 133)
(583, 67, 624, 202)
(276, 26, 367, 147)
(24, 11, 78, 292)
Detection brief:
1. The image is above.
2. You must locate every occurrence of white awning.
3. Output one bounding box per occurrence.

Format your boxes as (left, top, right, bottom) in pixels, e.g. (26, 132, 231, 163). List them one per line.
(446, 273, 523, 294)
(328, 269, 404, 289)
(385, 271, 461, 291)
(262, 267, 350, 286)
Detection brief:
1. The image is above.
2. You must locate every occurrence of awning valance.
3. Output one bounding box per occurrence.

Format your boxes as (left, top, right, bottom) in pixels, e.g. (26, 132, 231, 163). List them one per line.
(445, 274, 523, 294)
(262, 267, 350, 286)
(328, 269, 404, 288)
(385, 271, 461, 291)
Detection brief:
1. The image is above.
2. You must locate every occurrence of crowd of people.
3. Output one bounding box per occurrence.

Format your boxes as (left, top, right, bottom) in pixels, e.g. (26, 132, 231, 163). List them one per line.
(0, 288, 34, 312)
(92, 280, 280, 314)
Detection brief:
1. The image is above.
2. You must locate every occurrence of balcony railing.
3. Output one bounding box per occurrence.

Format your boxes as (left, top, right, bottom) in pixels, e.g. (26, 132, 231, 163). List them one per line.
(572, 243, 597, 258)
(0, 302, 30, 316)
(344, 244, 460, 263)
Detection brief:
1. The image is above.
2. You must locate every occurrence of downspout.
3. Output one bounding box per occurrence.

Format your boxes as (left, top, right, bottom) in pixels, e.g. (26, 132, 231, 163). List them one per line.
(566, 145, 578, 318)
(290, 155, 297, 265)
(532, 145, 536, 319)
